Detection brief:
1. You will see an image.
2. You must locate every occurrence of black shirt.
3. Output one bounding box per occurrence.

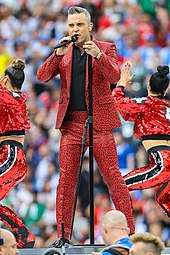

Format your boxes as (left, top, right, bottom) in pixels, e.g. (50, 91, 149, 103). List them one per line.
(68, 45, 87, 111)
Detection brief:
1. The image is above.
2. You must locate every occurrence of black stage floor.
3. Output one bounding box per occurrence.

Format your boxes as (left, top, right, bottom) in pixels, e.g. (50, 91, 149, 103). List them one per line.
(19, 245, 170, 255)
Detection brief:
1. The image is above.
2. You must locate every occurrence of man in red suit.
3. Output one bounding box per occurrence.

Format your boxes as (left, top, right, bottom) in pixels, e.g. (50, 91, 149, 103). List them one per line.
(37, 6, 135, 247)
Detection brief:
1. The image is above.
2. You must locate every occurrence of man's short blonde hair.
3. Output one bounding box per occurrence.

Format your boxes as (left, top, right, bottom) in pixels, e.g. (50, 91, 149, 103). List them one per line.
(130, 232, 165, 255)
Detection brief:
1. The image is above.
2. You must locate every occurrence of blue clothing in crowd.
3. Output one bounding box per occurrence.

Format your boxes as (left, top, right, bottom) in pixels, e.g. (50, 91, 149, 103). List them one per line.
(102, 237, 132, 255)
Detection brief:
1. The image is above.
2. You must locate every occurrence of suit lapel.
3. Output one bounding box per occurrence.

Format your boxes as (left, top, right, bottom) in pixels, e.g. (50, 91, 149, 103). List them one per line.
(85, 54, 95, 89)
(63, 46, 73, 91)
(85, 57, 89, 89)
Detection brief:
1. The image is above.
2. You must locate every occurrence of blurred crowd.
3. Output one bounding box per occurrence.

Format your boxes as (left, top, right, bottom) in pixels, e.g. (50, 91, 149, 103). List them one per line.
(0, 0, 170, 249)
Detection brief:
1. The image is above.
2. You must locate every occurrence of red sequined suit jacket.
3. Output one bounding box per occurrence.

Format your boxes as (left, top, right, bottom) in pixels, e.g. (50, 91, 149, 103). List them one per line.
(113, 87, 170, 140)
(0, 83, 30, 134)
(37, 37, 121, 131)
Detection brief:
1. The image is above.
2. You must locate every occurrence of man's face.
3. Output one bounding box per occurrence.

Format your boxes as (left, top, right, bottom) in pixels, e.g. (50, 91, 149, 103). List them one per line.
(130, 242, 147, 255)
(0, 239, 19, 255)
(67, 13, 91, 46)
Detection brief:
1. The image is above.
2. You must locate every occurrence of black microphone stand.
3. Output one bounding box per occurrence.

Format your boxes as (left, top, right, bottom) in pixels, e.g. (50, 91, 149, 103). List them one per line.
(70, 54, 94, 244)
(87, 54, 94, 244)
(61, 222, 66, 255)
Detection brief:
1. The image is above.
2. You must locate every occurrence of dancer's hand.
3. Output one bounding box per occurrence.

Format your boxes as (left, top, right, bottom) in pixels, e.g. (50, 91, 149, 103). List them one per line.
(117, 62, 135, 87)
(91, 252, 102, 255)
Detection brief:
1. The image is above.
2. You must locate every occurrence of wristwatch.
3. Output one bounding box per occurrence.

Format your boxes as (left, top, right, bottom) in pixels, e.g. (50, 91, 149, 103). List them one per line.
(95, 51, 103, 60)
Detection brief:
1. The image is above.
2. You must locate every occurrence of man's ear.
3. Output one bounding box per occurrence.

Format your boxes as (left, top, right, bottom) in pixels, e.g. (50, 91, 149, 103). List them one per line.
(102, 223, 108, 234)
(89, 22, 93, 31)
(127, 227, 130, 235)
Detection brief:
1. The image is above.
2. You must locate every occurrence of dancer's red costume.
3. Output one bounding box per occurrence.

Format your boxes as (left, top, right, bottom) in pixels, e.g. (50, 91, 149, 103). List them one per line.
(113, 87, 170, 217)
(37, 36, 135, 239)
(0, 83, 35, 247)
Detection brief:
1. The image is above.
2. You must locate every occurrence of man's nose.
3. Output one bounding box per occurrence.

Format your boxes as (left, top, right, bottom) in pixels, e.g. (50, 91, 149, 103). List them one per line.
(73, 26, 79, 31)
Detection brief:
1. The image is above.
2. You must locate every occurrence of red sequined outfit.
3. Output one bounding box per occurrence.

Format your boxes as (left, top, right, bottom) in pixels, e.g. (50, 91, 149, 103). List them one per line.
(0, 84, 35, 248)
(37, 37, 135, 239)
(113, 87, 170, 217)
(58, 111, 134, 238)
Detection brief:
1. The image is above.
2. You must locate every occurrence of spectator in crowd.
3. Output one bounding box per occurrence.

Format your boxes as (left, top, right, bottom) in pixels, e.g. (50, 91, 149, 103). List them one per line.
(37, 5, 135, 247)
(0, 228, 19, 255)
(114, 131, 135, 176)
(0, 59, 35, 248)
(92, 210, 132, 255)
(0, 39, 12, 75)
(160, 33, 170, 66)
(129, 232, 165, 255)
(113, 63, 170, 218)
(24, 191, 46, 236)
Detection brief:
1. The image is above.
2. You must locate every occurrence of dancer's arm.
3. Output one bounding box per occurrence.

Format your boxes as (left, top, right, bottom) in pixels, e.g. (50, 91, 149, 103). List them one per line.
(112, 63, 148, 121)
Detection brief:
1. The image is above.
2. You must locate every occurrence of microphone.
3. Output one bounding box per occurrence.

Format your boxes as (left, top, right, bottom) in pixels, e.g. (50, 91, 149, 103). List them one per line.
(53, 35, 78, 49)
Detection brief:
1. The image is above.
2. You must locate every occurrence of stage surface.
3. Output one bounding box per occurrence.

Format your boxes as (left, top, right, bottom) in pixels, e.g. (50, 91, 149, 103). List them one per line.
(19, 245, 170, 255)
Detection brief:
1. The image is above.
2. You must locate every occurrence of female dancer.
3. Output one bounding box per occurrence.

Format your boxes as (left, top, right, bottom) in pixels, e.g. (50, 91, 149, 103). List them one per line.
(0, 59, 35, 248)
(113, 63, 170, 218)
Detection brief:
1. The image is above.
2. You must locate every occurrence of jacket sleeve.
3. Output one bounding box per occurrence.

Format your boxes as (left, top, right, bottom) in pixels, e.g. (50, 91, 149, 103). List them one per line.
(96, 44, 120, 84)
(36, 52, 64, 83)
(112, 87, 147, 121)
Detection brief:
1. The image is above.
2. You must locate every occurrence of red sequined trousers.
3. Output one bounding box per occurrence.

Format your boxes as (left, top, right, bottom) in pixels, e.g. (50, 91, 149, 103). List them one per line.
(0, 140, 35, 248)
(124, 146, 170, 218)
(57, 111, 134, 239)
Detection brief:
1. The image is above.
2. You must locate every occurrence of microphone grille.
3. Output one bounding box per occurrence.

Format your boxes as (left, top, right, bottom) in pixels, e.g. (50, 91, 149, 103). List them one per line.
(72, 35, 78, 42)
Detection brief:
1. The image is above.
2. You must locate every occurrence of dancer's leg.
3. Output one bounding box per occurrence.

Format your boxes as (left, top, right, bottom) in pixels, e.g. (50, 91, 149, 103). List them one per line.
(124, 150, 170, 190)
(155, 182, 170, 218)
(0, 143, 35, 248)
(0, 143, 27, 200)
